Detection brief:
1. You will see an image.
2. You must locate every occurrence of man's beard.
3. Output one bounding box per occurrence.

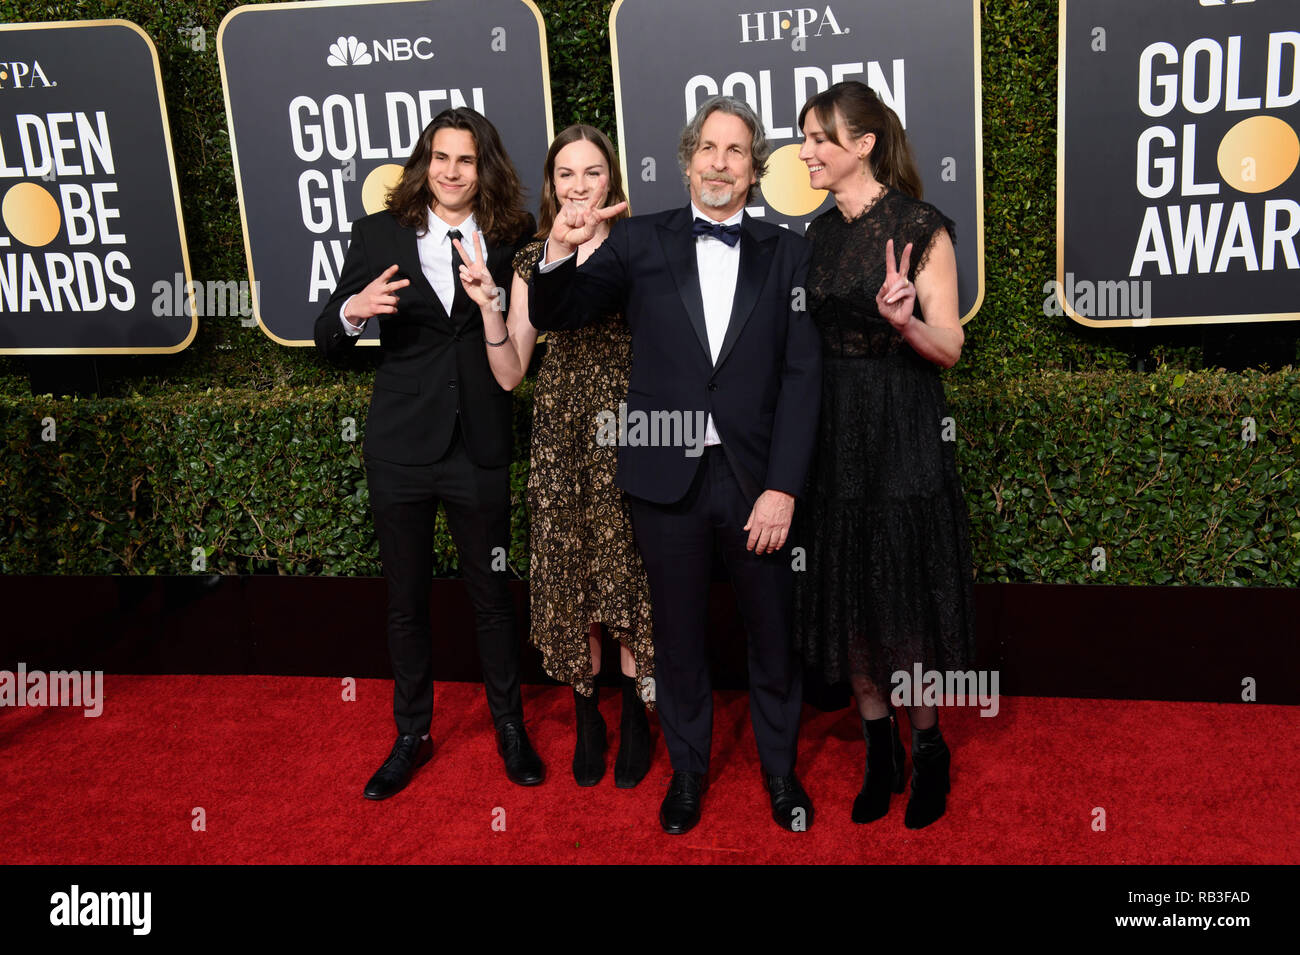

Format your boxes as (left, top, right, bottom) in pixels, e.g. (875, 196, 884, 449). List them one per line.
(698, 176, 739, 208)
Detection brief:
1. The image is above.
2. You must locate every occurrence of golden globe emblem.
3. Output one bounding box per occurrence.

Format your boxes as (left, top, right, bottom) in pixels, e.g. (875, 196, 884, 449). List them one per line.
(362, 163, 405, 215)
(2, 182, 62, 247)
(759, 143, 828, 218)
(1216, 116, 1299, 195)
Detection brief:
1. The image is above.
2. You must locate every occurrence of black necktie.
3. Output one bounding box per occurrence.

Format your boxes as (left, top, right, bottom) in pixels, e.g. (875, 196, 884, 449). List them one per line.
(692, 218, 741, 247)
(448, 228, 463, 274)
(447, 228, 468, 307)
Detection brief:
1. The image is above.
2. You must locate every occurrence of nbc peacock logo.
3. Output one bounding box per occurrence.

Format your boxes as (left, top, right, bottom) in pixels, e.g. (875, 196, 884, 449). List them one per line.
(327, 36, 371, 67)
(326, 35, 433, 67)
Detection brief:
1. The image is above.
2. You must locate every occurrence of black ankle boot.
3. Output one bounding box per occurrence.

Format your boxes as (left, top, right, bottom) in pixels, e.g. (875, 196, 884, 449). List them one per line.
(572, 686, 606, 787)
(904, 723, 950, 829)
(887, 709, 906, 793)
(852, 712, 905, 823)
(614, 674, 651, 788)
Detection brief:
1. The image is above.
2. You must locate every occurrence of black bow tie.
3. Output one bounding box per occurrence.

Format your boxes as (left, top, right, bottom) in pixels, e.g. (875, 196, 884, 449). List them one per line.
(692, 218, 742, 247)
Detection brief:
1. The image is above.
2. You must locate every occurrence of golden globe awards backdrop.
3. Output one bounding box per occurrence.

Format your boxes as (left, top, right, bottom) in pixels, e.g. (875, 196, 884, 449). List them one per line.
(1058, 0, 1300, 327)
(0, 21, 195, 355)
(610, 0, 984, 322)
(219, 0, 553, 345)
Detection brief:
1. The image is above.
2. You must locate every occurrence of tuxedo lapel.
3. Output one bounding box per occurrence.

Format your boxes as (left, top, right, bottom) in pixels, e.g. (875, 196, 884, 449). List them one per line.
(714, 214, 776, 370)
(657, 208, 712, 362)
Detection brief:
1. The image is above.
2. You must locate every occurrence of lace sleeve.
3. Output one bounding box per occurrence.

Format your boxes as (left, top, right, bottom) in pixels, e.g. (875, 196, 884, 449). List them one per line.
(512, 240, 545, 281)
(910, 202, 956, 282)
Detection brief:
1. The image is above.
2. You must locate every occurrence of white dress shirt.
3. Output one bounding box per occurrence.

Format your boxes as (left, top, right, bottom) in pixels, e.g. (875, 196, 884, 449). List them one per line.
(690, 202, 743, 447)
(340, 209, 481, 335)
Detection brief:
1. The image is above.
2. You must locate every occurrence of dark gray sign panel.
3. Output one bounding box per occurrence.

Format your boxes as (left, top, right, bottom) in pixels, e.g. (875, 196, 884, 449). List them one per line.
(1059, 0, 1300, 327)
(219, 0, 553, 345)
(610, 0, 984, 322)
(0, 21, 195, 354)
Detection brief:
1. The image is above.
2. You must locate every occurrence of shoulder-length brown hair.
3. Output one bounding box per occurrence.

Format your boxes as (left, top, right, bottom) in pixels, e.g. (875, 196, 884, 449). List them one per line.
(677, 96, 771, 204)
(535, 124, 630, 239)
(386, 107, 532, 243)
(798, 81, 923, 199)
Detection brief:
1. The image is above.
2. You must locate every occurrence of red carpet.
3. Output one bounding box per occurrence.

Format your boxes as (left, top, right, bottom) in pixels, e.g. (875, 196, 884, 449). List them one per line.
(1, 676, 1294, 864)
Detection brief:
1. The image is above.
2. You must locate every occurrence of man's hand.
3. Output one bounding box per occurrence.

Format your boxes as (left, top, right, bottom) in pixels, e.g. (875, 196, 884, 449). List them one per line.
(344, 264, 410, 326)
(545, 199, 628, 262)
(744, 489, 796, 554)
(453, 231, 503, 310)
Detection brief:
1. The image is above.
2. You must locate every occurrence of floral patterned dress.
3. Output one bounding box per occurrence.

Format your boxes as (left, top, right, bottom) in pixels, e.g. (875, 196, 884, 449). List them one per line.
(515, 241, 656, 704)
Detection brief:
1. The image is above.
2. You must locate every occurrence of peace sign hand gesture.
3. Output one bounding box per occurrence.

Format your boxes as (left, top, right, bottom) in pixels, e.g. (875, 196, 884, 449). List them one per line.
(453, 231, 503, 311)
(876, 238, 916, 331)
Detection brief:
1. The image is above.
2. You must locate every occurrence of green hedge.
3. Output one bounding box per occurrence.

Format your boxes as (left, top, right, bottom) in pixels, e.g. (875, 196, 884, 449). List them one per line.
(0, 377, 537, 575)
(5, 368, 1297, 583)
(949, 367, 1300, 584)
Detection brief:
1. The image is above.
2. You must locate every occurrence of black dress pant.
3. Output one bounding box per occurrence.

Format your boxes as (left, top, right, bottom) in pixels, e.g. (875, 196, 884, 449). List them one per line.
(365, 425, 522, 736)
(628, 446, 802, 776)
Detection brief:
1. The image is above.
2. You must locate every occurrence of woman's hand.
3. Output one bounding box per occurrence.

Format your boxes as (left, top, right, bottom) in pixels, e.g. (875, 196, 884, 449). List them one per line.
(343, 264, 410, 325)
(546, 199, 627, 261)
(876, 238, 916, 332)
(889, 229, 965, 369)
(453, 231, 504, 311)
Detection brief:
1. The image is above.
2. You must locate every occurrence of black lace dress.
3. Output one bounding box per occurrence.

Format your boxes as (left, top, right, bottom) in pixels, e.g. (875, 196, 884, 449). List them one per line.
(792, 189, 976, 693)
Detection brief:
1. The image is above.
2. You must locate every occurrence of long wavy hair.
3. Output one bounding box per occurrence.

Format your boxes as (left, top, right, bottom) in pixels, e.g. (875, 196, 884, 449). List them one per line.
(535, 124, 630, 239)
(798, 82, 923, 199)
(386, 107, 532, 242)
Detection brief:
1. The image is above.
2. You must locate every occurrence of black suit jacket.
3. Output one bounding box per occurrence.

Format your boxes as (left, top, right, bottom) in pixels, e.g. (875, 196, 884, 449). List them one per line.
(530, 205, 822, 505)
(315, 210, 534, 467)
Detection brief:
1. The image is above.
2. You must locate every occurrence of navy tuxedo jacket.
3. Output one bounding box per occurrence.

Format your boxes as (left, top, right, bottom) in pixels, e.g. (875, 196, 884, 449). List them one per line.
(530, 205, 822, 505)
(314, 209, 533, 468)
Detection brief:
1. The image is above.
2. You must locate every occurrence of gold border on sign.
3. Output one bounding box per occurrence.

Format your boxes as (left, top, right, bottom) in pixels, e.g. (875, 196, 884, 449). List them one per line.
(609, 0, 631, 210)
(609, 0, 985, 326)
(0, 19, 198, 356)
(966, 0, 985, 326)
(1055, 0, 1300, 328)
(218, 0, 555, 347)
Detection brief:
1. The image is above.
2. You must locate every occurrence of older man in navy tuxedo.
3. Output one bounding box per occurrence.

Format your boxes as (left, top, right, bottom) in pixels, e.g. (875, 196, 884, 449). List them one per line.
(530, 96, 822, 834)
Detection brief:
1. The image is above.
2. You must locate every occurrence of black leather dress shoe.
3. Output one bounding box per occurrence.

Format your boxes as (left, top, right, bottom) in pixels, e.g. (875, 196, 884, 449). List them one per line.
(659, 771, 706, 834)
(497, 720, 545, 786)
(765, 772, 814, 831)
(363, 734, 433, 800)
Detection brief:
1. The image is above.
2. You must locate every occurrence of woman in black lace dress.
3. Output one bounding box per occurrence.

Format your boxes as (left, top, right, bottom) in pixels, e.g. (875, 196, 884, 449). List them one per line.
(792, 82, 976, 828)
